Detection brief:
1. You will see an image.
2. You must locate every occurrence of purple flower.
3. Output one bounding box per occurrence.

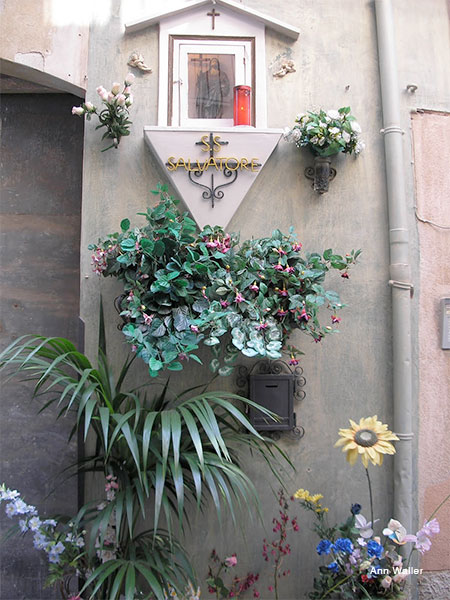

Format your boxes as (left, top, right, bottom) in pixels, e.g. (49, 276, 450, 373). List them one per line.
(292, 243, 302, 252)
(220, 300, 230, 308)
(256, 322, 268, 330)
(235, 292, 245, 304)
(190, 325, 200, 333)
(284, 266, 295, 274)
(316, 539, 333, 555)
(276, 309, 288, 317)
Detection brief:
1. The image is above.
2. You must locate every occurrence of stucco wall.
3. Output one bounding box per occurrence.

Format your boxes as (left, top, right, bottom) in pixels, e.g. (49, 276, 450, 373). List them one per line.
(0, 0, 89, 92)
(77, 1, 450, 599)
(411, 110, 450, 598)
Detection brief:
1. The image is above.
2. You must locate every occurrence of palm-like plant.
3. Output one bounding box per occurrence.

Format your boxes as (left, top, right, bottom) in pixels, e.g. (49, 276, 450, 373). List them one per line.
(0, 311, 289, 599)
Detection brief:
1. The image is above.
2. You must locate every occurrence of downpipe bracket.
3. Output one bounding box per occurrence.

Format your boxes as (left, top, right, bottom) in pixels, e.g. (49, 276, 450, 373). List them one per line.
(388, 279, 414, 298)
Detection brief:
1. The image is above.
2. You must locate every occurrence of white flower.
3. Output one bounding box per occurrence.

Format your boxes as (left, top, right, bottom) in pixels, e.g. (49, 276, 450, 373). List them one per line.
(96, 85, 106, 96)
(327, 110, 340, 119)
(125, 94, 134, 107)
(99, 90, 109, 101)
(0, 488, 20, 501)
(84, 101, 95, 112)
(111, 82, 121, 95)
(310, 135, 319, 145)
(116, 94, 126, 107)
(329, 127, 340, 135)
(123, 86, 131, 96)
(107, 92, 115, 103)
(125, 72, 135, 85)
(72, 106, 85, 116)
(28, 516, 42, 531)
(43, 519, 57, 528)
(342, 131, 351, 143)
(351, 120, 362, 133)
(295, 112, 306, 122)
(19, 519, 29, 532)
(355, 514, 378, 538)
(383, 518, 407, 544)
(381, 576, 392, 589)
(355, 140, 365, 154)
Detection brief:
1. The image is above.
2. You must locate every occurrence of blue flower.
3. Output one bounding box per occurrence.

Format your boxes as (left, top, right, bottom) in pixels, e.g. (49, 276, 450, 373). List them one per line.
(327, 561, 339, 573)
(367, 540, 383, 559)
(332, 537, 354, 554)
(316, 539, 333, 555)
(351, 503, 362, 515)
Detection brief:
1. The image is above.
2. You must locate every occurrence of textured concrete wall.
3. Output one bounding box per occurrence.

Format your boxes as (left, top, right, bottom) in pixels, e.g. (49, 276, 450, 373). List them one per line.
(0, 94, 83, 599)
(411, 111, 450, 597)
(0, 0, 89, 91)
(77, 1, 450, 599)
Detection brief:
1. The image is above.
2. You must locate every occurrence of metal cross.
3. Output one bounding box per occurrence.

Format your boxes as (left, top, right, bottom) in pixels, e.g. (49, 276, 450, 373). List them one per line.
(206, 7, 220, 30)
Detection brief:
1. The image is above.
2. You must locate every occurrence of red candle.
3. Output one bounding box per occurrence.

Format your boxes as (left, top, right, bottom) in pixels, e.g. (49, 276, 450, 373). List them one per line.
(233, 85, 251, 126)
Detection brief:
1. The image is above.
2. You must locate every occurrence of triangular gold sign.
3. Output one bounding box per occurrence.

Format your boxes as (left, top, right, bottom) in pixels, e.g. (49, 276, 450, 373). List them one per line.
(144, 127, 282, 229)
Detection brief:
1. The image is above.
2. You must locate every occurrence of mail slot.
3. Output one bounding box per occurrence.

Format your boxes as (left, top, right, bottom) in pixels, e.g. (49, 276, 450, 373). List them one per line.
(249, 374, 295, 430)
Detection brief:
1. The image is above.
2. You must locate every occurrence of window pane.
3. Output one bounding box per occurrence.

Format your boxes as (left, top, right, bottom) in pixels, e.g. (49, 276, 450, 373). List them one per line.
(187, 53, 235, 119)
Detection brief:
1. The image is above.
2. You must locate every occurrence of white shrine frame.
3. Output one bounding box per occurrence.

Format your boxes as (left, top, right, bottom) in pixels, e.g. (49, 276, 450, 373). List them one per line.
(168, 36, 255, 128)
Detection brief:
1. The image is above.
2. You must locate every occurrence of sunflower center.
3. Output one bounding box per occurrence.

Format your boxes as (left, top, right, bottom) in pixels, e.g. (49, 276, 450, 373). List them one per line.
(354, 429, 378, 447)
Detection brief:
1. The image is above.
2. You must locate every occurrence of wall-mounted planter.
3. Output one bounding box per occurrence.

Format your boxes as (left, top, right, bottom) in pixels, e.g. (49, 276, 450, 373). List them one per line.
(236, 360, 306, 440)
(305, 155, 337, 194)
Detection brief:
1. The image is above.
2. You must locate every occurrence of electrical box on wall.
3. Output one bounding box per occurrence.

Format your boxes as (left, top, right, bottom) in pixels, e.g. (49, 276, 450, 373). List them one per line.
(441, 298, 450, 350)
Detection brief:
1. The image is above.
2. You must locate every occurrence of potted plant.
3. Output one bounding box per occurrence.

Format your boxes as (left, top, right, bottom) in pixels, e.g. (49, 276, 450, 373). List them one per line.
(284, 107, 364, 193)
(89, 185, 361, 377)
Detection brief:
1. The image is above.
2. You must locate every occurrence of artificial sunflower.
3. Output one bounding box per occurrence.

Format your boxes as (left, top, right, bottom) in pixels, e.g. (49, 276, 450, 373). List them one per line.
(335, 415, 399, 468)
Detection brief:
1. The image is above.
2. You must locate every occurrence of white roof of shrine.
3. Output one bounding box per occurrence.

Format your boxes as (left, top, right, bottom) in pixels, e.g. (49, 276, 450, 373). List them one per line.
(124, 0, 300, 40)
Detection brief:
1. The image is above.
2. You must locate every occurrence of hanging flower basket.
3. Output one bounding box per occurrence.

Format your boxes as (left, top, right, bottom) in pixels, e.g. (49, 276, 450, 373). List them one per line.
(284, 107, 364, 194)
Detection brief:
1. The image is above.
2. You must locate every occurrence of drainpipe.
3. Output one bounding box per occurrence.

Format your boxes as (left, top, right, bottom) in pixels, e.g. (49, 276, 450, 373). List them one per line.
(375, 0, 413, 538)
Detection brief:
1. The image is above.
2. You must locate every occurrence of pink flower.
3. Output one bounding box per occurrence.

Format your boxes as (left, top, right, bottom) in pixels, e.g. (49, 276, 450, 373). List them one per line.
(284, 266, 295, 274)
(131, 345, 137, 353)
(292, 243, 302, 252)
(235, 292, 245, 303)
(125, 73, 135, 85)
(277, 289, 288, 297)
(420, 518, 440, 536)
(381, 576, 392, 589)
(249, 283, 259, 292)
(341, 272, 349, 279)
(220, 300, 230, 308)
(277, 309, 288, 317)
(143, 313, 153, 326)
(274, 264, 284, 271)
(314, 335, 323, 343)
(225, 554, 237, 567)
(289, 358, 299, 366)
(331, 315, 341, 324)
(116, 94, 126, 106)
(111, 82, 121, 95)
(96, 85, 106, 96)
(299, 308, 309, 321)
(275, 247, 287, 255)
(190, 325, 200, 333)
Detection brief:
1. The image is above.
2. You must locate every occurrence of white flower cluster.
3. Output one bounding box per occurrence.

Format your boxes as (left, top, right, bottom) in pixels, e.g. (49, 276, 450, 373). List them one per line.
(284, 107, 364, 157)
(0, 483, 85, 565)
(72, 73, 135, 117)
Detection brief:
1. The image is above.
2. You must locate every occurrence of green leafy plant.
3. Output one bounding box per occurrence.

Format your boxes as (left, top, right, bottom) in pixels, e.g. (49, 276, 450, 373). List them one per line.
(284, 107, 364, 157)
(0, 309, 289, 599)
(72, 73, 135, 151)
(89, 184, 360, 377)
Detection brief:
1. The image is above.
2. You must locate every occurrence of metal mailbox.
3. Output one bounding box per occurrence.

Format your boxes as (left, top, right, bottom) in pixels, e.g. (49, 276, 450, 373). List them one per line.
(249, 373, 295, 431)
